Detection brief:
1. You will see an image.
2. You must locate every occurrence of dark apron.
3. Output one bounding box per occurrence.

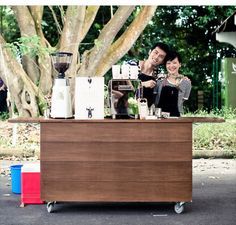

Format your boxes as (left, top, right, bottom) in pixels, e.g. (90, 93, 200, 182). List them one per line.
(157, 85, 180, 117)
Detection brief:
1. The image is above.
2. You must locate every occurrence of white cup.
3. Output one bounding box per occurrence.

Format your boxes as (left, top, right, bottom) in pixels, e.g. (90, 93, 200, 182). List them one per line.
(121, 65, 129, 79)
(112, 65, 121, 79)
(129, 66, 139, 79)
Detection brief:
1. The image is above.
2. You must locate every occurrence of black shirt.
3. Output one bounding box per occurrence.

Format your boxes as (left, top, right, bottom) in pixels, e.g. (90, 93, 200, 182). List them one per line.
(127, 60, 158, 107)
(138, 73, 156, 107)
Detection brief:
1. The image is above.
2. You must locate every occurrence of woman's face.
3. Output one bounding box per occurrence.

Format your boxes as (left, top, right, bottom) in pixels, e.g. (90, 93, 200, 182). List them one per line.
(147, 47, 167, 66)
(166, 57, 181, 75)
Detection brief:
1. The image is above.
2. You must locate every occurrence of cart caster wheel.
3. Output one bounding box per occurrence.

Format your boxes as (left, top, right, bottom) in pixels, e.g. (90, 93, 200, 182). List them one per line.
(47, 202, 55, 213)
(174, 202, 185, 214)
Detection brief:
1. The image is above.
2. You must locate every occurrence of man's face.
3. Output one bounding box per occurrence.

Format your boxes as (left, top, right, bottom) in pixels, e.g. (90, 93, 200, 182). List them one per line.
(148, 46, 167, 66)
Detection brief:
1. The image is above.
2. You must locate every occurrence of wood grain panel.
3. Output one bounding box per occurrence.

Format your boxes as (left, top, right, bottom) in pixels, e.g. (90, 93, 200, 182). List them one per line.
(41, 181, 192, 202)
(40, 142, 192, 161)
(9, 118, 224, 205)
(40, 120, 193, 203)
(41, 161, 192, 182)
(41, 122, 192, 143)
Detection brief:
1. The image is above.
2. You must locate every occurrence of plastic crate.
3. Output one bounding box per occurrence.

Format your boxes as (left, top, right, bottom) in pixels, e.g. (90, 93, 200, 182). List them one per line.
(21, 163, 43, 205)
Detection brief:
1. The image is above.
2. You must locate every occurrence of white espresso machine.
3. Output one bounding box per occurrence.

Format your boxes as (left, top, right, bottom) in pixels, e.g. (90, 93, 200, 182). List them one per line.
(50, 52, 73, 118)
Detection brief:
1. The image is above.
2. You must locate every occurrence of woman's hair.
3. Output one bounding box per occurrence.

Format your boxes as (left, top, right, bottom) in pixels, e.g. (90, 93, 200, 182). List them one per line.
(165, 50, 182, 64)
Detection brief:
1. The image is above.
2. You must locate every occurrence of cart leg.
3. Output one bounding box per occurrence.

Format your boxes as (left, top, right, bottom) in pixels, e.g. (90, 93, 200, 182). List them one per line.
(174, 202, 185, 214)
(47, 201, 56, 213)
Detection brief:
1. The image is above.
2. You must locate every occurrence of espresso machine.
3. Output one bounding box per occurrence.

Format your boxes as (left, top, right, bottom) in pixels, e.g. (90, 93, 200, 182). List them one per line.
(50, 52, 73, 118)
(109, 64, 143, 119)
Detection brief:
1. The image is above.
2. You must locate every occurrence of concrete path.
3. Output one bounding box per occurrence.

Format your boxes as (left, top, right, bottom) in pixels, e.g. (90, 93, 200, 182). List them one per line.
(0, 159, 236, 225)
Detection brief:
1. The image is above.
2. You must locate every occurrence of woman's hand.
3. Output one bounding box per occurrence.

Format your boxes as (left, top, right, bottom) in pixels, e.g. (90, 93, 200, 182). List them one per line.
(183, 76, 191, 83)
(142, 80, 156, 88)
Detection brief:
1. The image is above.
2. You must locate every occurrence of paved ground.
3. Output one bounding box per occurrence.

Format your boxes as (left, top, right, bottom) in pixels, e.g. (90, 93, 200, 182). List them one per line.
(0, 159, 236, 225)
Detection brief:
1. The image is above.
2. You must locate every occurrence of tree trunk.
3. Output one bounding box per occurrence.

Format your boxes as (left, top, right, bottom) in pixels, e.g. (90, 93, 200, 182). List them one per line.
(11, 6, 40, 84)
(59, 6, 100, 77)
(0, 35, 46, 117)
(29, 6, 53, 95)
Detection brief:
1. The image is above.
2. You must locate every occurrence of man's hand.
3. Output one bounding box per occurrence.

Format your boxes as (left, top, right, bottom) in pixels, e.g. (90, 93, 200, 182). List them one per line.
(142, 80, 156, 88)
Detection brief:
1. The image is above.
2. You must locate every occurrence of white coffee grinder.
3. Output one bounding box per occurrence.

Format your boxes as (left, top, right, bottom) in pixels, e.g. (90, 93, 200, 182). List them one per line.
(50, 52, 73, 118)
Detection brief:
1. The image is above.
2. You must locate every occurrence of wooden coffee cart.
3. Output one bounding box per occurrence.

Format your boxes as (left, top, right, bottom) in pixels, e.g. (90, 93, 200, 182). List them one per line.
(9, 117, 224, 213)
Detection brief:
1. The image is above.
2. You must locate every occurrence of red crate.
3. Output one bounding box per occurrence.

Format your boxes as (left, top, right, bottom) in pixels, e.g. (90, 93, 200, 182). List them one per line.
(21, 163, 44, 205)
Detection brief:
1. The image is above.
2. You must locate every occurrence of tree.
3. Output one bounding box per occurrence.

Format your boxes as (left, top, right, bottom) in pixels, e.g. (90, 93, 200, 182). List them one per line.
(123, 6, 236, 111)
(0, 6, 157, 117)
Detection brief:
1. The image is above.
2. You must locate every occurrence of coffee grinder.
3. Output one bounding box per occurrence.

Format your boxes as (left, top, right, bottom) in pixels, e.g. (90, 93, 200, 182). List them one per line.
(50, 52, 73, 118)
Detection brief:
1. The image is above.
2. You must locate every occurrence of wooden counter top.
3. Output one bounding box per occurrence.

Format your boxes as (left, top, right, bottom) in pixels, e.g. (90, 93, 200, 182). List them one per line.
(8, 116, 225, 124)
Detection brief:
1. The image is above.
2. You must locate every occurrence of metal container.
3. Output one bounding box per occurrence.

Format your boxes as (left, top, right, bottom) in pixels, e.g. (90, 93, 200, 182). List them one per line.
(108, 79, 142, 119)
(155, 107, 162, 118)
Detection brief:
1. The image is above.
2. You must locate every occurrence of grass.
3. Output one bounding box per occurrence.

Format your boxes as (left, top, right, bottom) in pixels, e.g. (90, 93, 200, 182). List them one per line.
(193, 121, 236, 152)
(1, 108, 235, 158)
(184, 106, 236, 120)
(184, 107, 236, 155)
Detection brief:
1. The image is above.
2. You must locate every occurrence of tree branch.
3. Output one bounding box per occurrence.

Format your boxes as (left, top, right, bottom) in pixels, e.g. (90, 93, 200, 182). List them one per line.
(79, 6, 135, 76)
(60, 6, 86, 51)
(78, 6, 100, 43)
(28, 6, 53, 94)
(59, 6, 87, 77)
(96, 6, 157, 76)
(11, 6, 41, 84)
(48, 6, 62, 34)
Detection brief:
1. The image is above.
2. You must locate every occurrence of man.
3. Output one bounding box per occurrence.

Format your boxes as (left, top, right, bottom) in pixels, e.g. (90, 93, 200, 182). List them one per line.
(128, 42, 169, 107)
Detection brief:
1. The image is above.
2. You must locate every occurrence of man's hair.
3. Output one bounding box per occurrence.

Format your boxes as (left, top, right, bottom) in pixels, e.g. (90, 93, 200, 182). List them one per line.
(151, 42, 169, 55)
(165, 50, 182, 64)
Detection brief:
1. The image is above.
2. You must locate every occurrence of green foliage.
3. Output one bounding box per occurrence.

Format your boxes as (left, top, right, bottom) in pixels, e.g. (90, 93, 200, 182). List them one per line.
(128, 97, 139, 115)
(36, 95, 50, 117)
(0, 112, 9, 121)
(122, 6, 236, 112)
(42, 6, 67, 46)
(94, 39, 102, 48)
(4, 35, 55, 59)
(0, 6, 20, 42)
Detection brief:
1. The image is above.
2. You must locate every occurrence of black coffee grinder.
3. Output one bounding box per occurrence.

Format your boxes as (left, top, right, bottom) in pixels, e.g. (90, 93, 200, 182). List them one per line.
(50, 52, 73, 118)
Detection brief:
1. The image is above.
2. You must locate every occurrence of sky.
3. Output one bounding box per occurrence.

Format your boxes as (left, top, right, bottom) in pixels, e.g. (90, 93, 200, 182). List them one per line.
(0, 0, 235, 5)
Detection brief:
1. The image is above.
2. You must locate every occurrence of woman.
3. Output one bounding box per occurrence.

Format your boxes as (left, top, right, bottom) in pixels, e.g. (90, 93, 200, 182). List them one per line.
(128, 42, 169, 107)
(154, 51, 191, 117)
